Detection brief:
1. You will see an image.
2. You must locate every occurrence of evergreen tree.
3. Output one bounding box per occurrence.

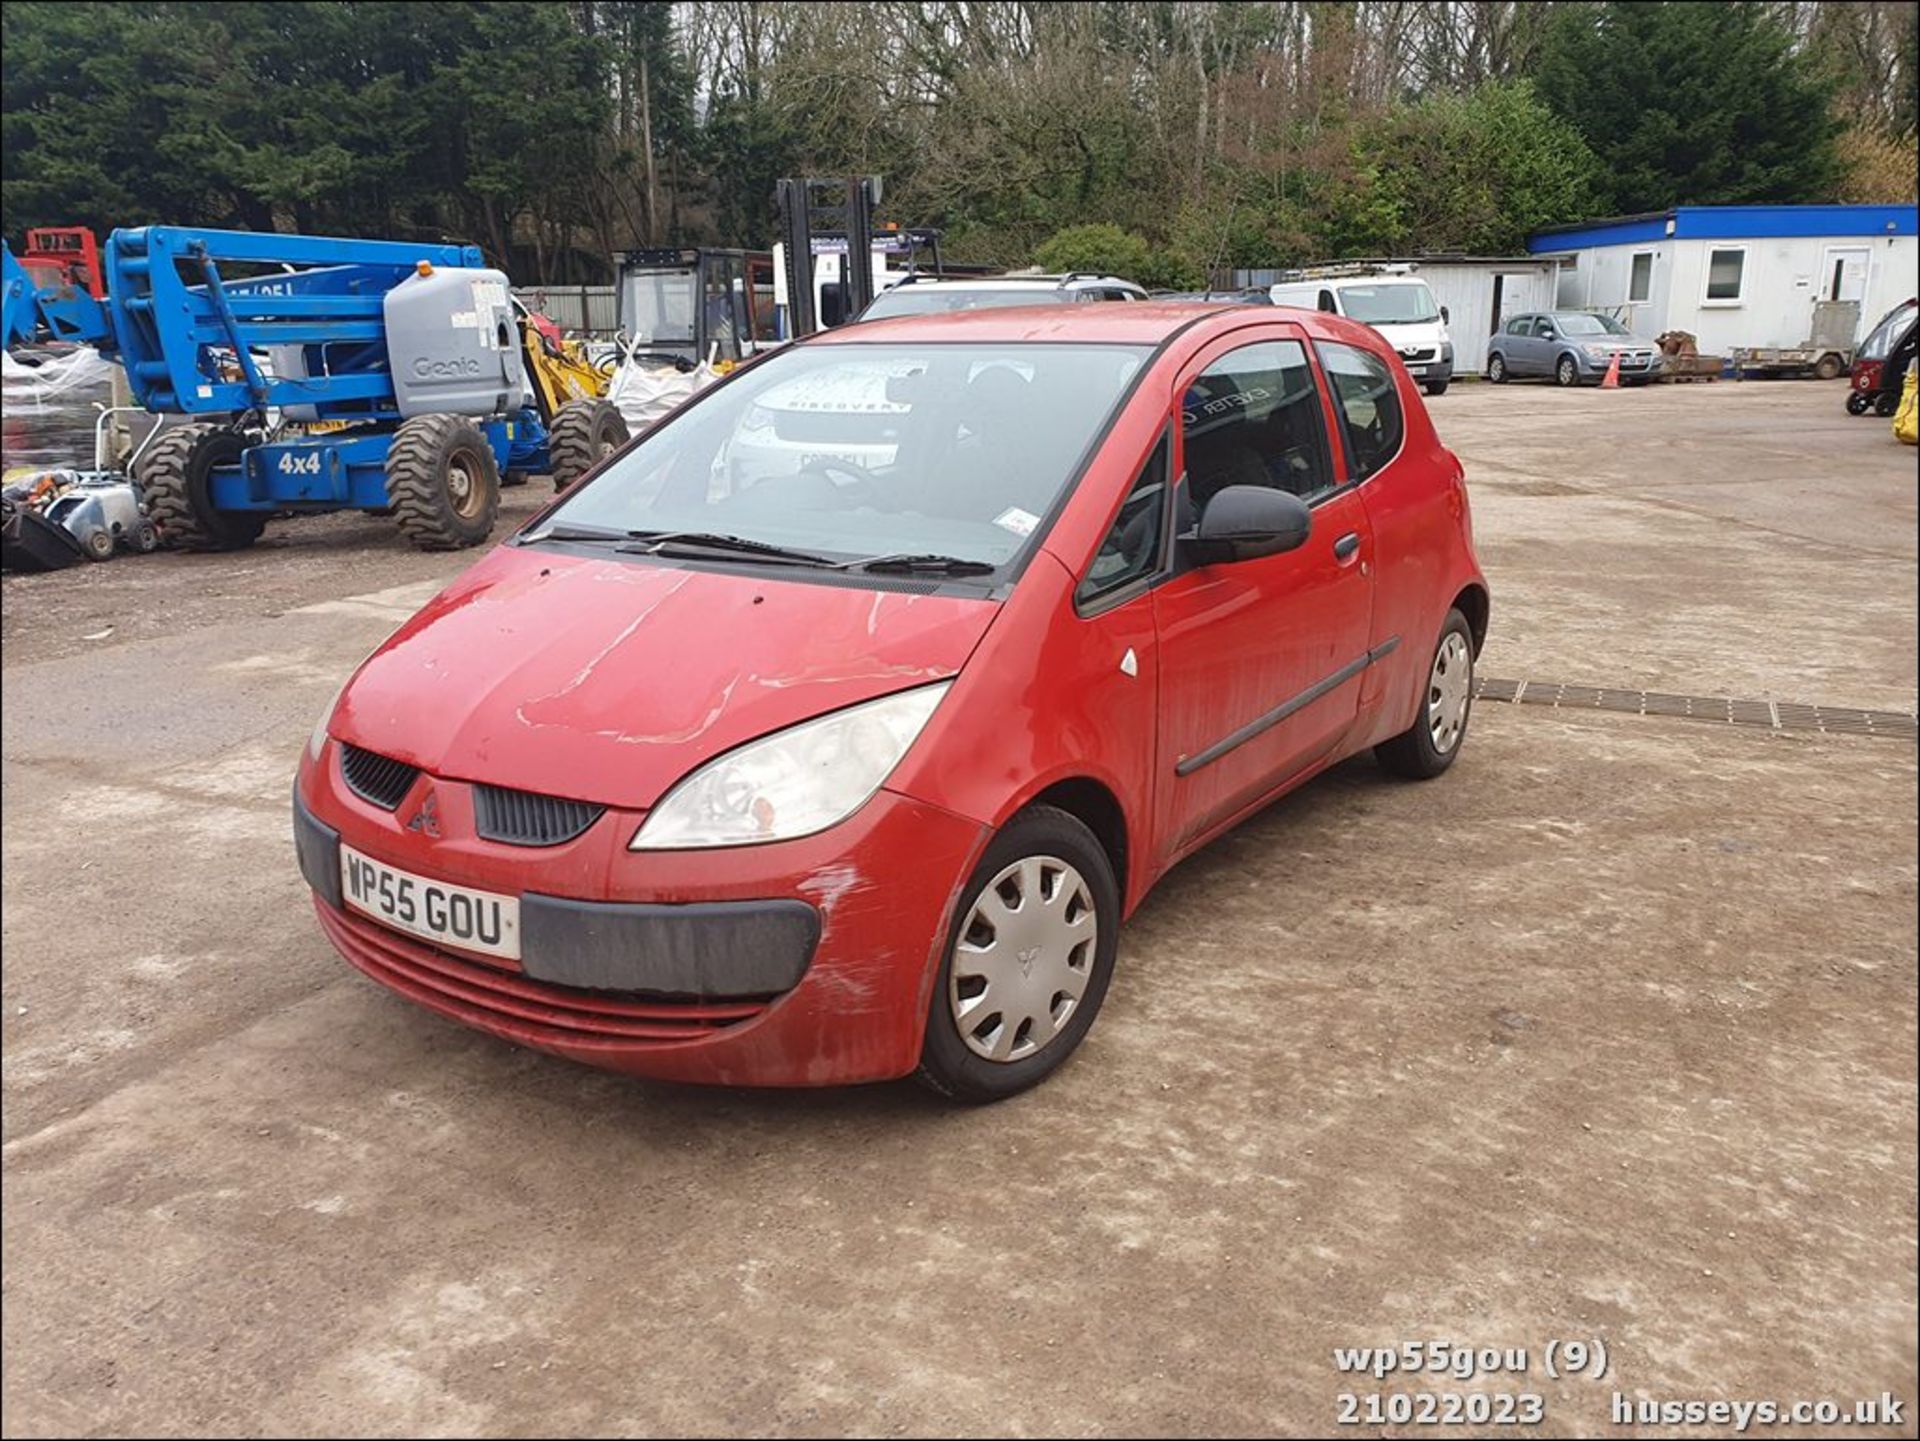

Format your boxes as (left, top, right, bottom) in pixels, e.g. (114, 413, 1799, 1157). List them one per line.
(1531, 1, 1843, 213)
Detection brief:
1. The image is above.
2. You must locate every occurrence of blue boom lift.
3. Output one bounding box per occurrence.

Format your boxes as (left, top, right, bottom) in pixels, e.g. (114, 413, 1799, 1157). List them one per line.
(3, 225, 621, 551)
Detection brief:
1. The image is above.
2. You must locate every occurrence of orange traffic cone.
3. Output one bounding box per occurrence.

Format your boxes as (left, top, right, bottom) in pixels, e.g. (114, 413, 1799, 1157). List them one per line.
(1601, 351, 1622, 389)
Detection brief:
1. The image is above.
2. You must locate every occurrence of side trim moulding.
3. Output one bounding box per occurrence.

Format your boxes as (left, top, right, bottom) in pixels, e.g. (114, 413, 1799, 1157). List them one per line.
(1175, 635, 1401, 777)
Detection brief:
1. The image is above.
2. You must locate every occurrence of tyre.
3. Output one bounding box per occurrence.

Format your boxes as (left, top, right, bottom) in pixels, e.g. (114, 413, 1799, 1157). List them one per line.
(1874, 390, 1900, 418)
(82, 528, 114, 561)
(916, 805, 1121, 1103)
(1424, 374, 1450, 397)
(1375, 608, 1475, 780)
(548, 398, 630, 491)
(131, 518, 160, 553)
(1486, 353, 1508, 384)
(384, 414, 499, 551)
(501, 468, 530, 488)
(1555, 355, 1580, 388)
(137, 423, 266, 552)
(1813, 353, 1844, 382)
(1846, 391, 1872, 415)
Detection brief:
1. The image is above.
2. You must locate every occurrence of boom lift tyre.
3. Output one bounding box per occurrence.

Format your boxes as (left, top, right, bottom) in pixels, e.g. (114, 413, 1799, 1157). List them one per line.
(385, 414, 501, 551)
(139, 424, 267, 552)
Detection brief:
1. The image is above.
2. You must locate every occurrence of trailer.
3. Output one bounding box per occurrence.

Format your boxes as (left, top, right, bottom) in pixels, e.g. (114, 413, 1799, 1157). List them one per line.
(5, 225, 619, 552)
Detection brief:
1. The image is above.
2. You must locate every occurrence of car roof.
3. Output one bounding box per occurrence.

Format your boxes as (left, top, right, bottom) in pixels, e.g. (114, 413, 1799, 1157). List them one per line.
(816, 301, 1379, 349)
(883, 274, 1130, 289)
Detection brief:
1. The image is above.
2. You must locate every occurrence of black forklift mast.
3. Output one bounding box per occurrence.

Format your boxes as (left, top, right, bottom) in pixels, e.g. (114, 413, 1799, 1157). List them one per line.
(776, 176, 881, 337)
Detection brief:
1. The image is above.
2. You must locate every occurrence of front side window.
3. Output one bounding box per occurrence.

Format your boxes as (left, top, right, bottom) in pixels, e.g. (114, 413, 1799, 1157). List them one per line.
(1705, 247, 1745, 302)
(545, 342, 1150, 571)
(1532, 316, 1557, 338)
(1180, 339, 1335, 511)
(1079, 430, 1169, 606)
(622, 269, 696, 345)
(1317, 341, 1404, 482)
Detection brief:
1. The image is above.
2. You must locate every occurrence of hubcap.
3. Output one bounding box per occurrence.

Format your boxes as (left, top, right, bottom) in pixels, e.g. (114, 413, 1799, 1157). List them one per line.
(1428, 631, 1472, 754)
(950, 855, 1097, 1063)
(447, 458, 480, 517)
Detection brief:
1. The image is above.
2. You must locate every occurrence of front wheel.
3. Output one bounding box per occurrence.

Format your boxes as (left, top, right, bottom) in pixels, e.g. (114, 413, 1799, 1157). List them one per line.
(1424, 374, 1450, 397)
(1375, 609, 1475, 780)
(916, 806, 1120, 1103)
(1486, 353, 1508, 384)
(384, 414, 499, 551)
(1846, 391, 1872, 415)
(1555, 355, 1580, 388)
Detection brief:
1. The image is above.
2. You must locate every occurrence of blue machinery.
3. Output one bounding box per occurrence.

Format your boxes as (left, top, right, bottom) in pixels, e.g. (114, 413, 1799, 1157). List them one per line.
(4, 225, 621, 550)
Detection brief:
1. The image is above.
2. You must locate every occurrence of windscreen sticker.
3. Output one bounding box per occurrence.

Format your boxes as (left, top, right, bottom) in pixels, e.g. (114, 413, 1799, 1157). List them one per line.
(994, 507, 1040, 537)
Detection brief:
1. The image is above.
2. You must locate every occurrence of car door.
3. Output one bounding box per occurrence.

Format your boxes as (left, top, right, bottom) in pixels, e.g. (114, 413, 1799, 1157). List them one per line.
(1528, 314, 1561, 374)
(1151, 327, 1375, 857)
(1500, 314, 1535, 373)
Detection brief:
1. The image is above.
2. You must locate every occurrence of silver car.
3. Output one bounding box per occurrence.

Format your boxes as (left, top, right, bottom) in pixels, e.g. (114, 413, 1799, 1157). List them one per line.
(1486, 311, 1662, 387)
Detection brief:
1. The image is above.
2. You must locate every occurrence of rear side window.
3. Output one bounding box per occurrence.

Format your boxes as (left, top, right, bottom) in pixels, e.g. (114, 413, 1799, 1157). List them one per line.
(1181, 340, 1335, 507)
(1316, 341, 1404, 481)
(1506, 315, 1532, 336)
(1078, 429, 1169, 606)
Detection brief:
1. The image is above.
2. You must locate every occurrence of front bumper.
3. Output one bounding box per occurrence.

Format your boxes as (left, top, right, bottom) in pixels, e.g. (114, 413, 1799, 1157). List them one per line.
(296, 749, 987, 1086)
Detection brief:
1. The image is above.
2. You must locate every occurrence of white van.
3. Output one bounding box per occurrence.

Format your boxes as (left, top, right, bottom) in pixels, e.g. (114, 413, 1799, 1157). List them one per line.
(1269, 265, 1454, 395)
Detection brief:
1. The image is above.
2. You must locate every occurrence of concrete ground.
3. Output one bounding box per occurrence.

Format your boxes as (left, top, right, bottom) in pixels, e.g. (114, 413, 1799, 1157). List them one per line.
(2, 381, 1914, 1438)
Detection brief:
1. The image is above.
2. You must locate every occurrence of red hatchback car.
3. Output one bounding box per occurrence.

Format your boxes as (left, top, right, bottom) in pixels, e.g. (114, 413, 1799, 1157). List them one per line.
(294, 304, 1487, 1100)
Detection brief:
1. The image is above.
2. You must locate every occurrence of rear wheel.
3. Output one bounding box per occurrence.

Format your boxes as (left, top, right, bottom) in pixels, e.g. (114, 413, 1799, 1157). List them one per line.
(384, 414, 499, 551)
(1486, 353, 1508, 384)
(137, 423, 266, 552)
(1813, 353, 1844, 381)
(1375, 609, 1475, 780)
(548, 399, 630, 491)
(131, 518, 160, 554)
(1555, 355, 1580, 388)
(1874, 390, 1900, 418)
(916, 806, 1120, 1103)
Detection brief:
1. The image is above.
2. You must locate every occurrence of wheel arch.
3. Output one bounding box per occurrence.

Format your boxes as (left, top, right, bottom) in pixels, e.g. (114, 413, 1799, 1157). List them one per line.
(1022, 775, 1131, 907)
(1450, 582, 1490, 657)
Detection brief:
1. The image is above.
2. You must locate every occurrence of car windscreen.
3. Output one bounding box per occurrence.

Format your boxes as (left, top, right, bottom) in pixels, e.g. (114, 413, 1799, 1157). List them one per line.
(542, 341, 1151, 570)
(1556, 314, 1630, 337)
(1859, 300, 1919, 361)
(862, 287, 1077, 319)
(1337, 283, 1440, 325)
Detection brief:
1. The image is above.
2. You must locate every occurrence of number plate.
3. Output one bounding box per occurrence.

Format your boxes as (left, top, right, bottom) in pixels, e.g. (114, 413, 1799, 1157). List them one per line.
(340, 845, 520, 960)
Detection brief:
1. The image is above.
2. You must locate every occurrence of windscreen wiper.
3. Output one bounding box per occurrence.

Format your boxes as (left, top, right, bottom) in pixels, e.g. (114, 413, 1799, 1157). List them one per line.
(618, 530, 840, 566)
(846, 553, 999, 576)
(514, 522, 633, 546)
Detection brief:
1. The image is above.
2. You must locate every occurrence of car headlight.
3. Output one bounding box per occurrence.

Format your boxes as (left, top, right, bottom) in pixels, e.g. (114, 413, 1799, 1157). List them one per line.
(1583, 344, 1612, 361)
(741, 403, 775, 432)
(308, 676, 351, 761)
(630, 682, 951, 849)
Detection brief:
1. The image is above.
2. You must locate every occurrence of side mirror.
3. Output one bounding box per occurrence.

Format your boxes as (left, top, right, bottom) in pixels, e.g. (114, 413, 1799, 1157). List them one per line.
(1440, 305, 1450, 324)
(1186, 485, 1312, 563)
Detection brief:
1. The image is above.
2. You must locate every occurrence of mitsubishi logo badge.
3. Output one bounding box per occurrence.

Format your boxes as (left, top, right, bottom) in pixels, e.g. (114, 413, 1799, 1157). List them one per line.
(404, 788, 442, 839)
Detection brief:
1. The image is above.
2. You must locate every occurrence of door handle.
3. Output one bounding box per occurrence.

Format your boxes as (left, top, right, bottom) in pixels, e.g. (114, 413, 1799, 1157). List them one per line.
(1333, 532, 1361, 561)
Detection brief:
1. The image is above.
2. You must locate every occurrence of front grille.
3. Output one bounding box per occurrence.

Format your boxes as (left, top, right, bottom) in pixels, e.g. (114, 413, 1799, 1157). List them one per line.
(473, 784, 605, 847)
(317, 904, 771, 1049)
(1398, 347, 1436, 363)
(340, 744, 419, 810)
